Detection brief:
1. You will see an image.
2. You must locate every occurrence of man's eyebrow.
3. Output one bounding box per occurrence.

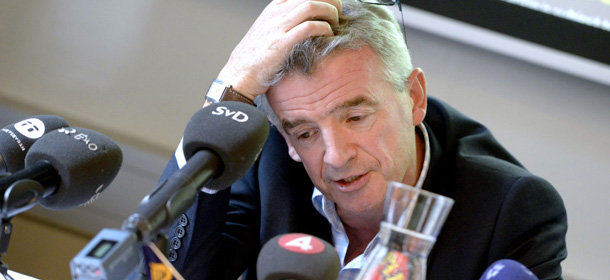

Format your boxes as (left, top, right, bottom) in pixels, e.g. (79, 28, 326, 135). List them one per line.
(328, 96, 376, 115)
(281, 96, 376, 135)
(282, 119, 308, 135)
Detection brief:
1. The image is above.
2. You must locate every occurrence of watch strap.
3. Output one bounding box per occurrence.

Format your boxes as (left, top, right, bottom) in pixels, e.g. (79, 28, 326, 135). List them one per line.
(206, 79, 255, 106)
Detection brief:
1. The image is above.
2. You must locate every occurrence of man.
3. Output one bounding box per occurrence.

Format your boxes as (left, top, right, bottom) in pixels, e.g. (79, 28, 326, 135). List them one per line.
(162, 0, 567, 279)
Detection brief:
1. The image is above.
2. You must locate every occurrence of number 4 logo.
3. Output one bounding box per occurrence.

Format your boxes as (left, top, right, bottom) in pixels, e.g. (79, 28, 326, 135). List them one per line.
(284, 236, 313, 251)
(278, 233, 325, 255)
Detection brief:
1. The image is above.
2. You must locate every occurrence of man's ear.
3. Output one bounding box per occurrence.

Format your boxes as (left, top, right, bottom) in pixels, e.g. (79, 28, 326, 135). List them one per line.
(406, 68, 427, 126)
(278, 128, 302, 162)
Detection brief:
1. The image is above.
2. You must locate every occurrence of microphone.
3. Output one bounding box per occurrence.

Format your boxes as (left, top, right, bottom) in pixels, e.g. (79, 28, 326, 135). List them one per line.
(123, 101, 269, 242)
(181, 101, 270, 191)
(257, 233, 341, 280)
(479, 259, 538, 280)
(72, 102, 269, 280)
(0, 115, 69, 174)
(0, 127, 122, 216)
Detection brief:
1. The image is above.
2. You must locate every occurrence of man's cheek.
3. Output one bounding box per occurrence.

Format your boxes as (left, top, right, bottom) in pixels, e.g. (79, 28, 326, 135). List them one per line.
(287, 145, 302, 162)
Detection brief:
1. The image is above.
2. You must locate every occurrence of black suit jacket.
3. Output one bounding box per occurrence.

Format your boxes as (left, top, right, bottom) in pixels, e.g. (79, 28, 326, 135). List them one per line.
(163, 97, 567, 280)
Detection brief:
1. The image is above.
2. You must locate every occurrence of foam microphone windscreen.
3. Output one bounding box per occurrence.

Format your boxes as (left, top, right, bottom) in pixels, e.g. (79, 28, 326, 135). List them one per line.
(24, 127, 123, 210)
(479, 259, 538, 280)
(182, 101, 269, 190)
(257, 233, 341, 280)
(0, 115, 69, 173)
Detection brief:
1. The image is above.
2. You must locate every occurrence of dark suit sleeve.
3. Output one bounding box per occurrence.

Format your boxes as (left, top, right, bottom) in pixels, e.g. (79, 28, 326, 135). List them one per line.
(488, 176, 568, 280)
(162, 152, 262, 280)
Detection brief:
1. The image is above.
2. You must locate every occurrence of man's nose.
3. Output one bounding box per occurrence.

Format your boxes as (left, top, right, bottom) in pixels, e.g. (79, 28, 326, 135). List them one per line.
(322, 127, 356, 168)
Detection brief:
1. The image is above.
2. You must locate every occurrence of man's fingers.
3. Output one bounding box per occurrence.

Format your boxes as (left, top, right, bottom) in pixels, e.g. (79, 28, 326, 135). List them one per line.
(278, 0, 339, 46)
(325, 0, 343, 16)
(273, 0, 342, 16)
(285, 20, 334, 45)
(215, 0, 343, 97)
(284, 1, 341, 29)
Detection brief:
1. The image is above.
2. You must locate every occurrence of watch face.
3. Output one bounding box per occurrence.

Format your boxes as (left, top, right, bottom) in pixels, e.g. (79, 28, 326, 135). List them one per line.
(206, 81, 226, 103)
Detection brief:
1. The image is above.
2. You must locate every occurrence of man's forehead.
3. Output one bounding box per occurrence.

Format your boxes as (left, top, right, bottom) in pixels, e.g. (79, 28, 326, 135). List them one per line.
(280, 95, 378, 134)
(267, 47, 385, 129)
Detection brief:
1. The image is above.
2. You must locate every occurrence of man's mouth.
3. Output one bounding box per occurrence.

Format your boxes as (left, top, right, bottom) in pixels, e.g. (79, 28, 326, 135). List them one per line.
(341, 175, 362, 183)
(332, 172, 369, 192)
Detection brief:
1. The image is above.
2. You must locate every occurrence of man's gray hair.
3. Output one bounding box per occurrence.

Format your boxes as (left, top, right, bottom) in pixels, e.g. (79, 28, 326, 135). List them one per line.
(258, 0, 413, 127)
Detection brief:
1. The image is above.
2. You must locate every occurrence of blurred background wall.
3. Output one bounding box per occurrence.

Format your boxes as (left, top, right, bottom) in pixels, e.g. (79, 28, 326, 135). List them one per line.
(0, 0, 608, 279)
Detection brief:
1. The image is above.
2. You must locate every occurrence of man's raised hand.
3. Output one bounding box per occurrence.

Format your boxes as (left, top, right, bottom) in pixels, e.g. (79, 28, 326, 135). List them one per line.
(216, 0, 342, 101)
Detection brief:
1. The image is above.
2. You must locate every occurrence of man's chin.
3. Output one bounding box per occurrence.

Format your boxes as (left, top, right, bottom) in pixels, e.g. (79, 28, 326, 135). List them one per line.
(336, 200, 384, 220)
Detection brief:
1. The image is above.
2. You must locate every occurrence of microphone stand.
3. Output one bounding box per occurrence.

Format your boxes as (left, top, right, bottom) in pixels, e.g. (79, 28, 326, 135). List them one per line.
(0, 218, 14, 280)
(0, 178, 46, 280)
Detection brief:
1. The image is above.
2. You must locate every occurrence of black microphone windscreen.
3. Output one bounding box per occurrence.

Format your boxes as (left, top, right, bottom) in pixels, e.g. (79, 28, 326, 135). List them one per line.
(0, 115, 69, 173)
(182, 101, 269, 190)
(479, 259, 538, 280)
(257, 233, 341, 280)
(24, 127, 123, 210)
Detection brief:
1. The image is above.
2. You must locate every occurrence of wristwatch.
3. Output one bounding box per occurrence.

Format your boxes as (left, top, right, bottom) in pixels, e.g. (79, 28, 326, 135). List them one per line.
(205, 79, 256, 106)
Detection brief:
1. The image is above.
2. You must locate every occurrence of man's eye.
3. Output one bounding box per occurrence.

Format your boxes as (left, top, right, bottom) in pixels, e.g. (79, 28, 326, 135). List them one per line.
(297, 131, 312, 140)
(348, 115, 366, 122)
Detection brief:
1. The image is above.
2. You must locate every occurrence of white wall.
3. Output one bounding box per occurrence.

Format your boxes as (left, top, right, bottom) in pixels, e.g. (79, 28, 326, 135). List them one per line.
(0, 1, 608, 279)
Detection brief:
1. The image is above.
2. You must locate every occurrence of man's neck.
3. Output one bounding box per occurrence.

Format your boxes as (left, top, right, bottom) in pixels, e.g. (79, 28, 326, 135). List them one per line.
(341, 214, 380, 265)
(401, 127, 426, 187)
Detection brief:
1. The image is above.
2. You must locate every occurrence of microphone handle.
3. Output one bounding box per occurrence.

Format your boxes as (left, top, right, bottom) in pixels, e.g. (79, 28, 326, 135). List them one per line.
(124, 149, 221, 242)
(0, 160, 59, 199)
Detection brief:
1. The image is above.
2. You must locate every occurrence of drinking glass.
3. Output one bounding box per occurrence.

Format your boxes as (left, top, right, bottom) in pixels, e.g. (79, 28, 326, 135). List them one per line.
(357, 181, 454, 280)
